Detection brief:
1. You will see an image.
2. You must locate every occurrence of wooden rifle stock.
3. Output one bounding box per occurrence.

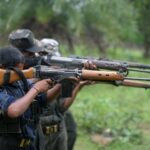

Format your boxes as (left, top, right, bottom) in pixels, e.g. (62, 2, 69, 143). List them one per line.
(0, 68, 36, 85)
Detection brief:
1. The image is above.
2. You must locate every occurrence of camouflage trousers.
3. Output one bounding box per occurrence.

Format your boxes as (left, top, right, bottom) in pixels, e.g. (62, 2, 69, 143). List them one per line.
(65, 111, 77, 150)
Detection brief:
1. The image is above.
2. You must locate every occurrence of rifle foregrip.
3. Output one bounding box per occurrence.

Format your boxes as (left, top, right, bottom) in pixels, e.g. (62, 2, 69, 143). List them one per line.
(81, 70, 124, 81)
(0, 68, 36, 86)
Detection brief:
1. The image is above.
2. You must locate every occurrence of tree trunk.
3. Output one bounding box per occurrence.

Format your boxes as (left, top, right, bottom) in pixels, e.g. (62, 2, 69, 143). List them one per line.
(144, 37, 150, 58)
(93, 34, 106, 57)
(65, 31, 75, 54)
(87, 26, 107, 57)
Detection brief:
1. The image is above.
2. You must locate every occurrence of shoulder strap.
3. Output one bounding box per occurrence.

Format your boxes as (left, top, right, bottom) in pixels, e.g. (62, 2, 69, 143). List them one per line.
(3, 69, 11, 85)
(8, 67, 29, 92)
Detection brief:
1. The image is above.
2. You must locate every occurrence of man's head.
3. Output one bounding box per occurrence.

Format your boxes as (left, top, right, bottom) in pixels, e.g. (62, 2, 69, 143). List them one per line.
(40, 38, 61, 56)
(0, 47, 24, 69)
(8, 29, 43, 68)
(8, 29, 42, 55)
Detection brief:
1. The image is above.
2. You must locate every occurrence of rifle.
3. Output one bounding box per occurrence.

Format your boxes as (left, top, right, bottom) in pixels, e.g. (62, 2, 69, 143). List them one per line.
(70, 56, 150, 73)
(0, 66, 150, 89)
(41, 55, 150, 77)
(0, 66, 124, 85)
(69, 55, 150, 70)
(42, 55, 128, 72)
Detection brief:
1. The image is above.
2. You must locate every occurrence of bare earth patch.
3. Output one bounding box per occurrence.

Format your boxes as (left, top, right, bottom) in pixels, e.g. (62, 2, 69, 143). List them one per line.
(91, 133, 114, 145)
(139, 123, 150, 135)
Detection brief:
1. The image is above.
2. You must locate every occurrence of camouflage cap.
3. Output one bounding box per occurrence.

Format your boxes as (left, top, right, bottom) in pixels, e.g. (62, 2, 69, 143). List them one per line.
(8, 29, 42, 53)
(40, 38, 61, 56)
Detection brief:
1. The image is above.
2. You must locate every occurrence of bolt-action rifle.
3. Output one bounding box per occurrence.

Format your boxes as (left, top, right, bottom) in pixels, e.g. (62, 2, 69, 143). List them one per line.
(69, 55, 150, 68)
(0, 66, 150, 89)
(41, 55, 150, 76)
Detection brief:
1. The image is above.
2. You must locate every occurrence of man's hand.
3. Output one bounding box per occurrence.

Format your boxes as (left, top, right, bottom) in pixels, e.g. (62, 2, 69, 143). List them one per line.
(74, 80, 95, 91)
(84, 60, 97, 70)
(33, 79, 53, 93)
(79, 80, 95, 86)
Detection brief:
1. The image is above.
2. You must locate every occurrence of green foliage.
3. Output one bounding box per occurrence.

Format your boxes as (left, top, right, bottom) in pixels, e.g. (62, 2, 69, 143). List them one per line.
(0, 0, 140, 48)
(0, 0, 28, 31)
(72, 85, 146, 141)
(35, 0, 53, 23)
(82, 0, 138, 43)
(51, 0, 83, 33)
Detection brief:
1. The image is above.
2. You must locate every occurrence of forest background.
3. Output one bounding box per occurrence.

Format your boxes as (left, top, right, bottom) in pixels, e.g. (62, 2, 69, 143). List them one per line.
(0, 0, 150, 149)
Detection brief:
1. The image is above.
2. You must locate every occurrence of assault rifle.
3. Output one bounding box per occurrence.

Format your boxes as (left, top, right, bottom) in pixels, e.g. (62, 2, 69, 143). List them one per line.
(0, 66, 150, 90)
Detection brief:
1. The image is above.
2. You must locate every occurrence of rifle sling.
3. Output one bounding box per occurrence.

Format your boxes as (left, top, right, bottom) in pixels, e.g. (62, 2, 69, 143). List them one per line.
(8, 67, 29, 92)
(3, 69, 11, 85)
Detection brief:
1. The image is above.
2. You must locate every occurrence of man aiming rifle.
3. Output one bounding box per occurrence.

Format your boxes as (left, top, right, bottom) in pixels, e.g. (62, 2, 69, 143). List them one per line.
(0, 47, 57, 150)
(39, 38, 78, 150)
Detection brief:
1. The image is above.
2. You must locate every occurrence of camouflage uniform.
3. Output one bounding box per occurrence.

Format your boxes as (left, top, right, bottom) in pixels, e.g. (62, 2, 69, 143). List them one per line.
(37, 39, 77, 150)
(64, 110, 77, 150)
(37, 99, 68, 150)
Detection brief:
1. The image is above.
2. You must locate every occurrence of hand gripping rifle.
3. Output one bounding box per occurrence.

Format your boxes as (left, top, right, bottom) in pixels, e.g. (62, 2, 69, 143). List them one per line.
(0, 66, 150, 90)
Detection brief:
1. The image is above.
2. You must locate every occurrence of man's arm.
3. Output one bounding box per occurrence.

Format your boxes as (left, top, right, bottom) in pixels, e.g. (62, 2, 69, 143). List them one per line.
(7, 79, 52, 118)
(61, 81, 92, 111)
(46, 83, 62, 102)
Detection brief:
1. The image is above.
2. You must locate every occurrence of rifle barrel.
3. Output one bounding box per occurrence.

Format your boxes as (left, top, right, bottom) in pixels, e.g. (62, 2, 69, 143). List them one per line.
(125, 77, 150, 81)
(120, 80, 150, 89)
(128, 68, 150, 73)
(45, 55, 127, 71)
(127, 62, 150, 69)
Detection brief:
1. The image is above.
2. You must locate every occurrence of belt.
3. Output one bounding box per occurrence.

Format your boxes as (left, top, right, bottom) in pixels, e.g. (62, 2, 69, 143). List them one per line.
(42, 124, 60, 135)
(19, 138, 31, 148)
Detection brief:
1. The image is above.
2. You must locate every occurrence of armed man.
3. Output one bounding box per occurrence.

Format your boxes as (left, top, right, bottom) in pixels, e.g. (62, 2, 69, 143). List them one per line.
(8, 29, 92, 150)
(0, 46, 60, 150)
(38, 38, 77, 150)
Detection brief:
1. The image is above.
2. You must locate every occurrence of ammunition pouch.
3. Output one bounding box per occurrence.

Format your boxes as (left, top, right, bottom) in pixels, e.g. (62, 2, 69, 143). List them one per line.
(19, 138, 31, 148)
(40, 115, 61, 135)
(42, 124, 60, 135)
